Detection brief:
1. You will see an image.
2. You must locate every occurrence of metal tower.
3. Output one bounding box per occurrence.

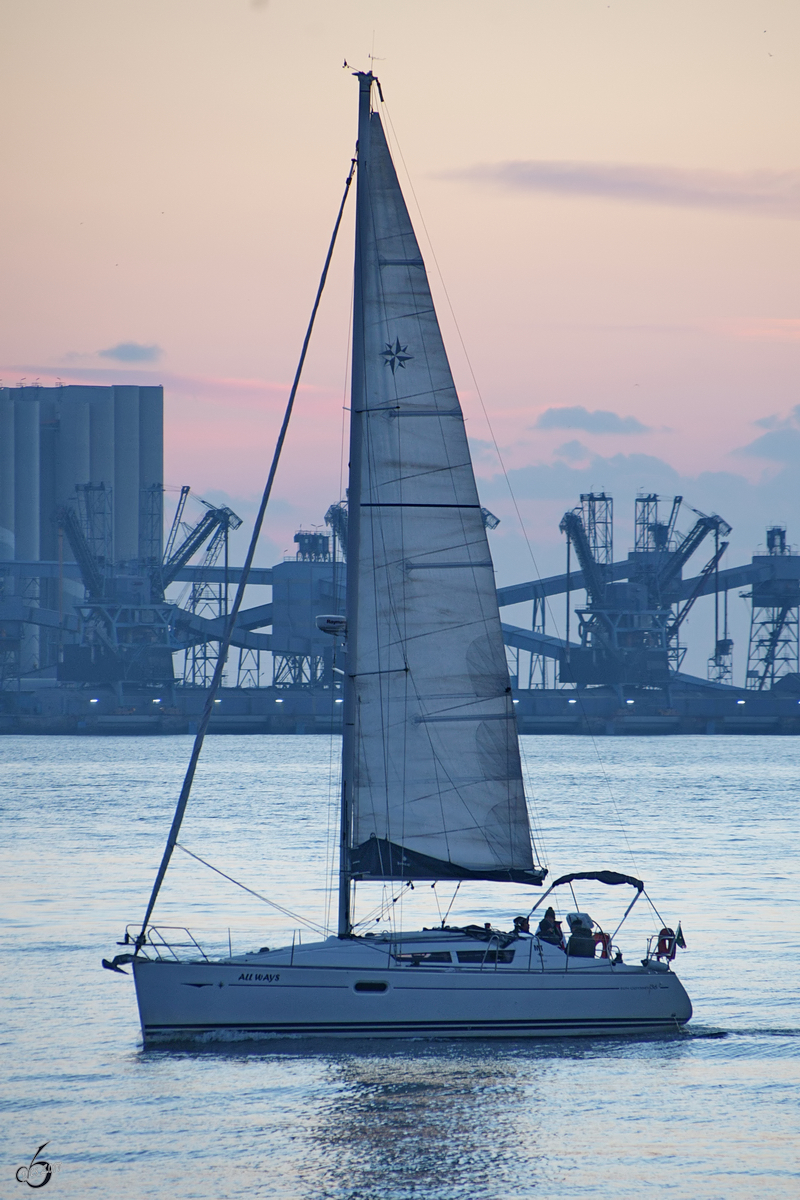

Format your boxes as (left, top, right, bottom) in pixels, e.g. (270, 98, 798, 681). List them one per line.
(181, 506, 242, 688)
(74, 483, 114, 587)
(708, 632, 734, 685)
(272, 529, 336, 689)
(325, 502, 348, 561)
(745, 526, 800, 691)
(527, 596, 550, 689)
(139, 483, 164, 580)
(708, 529, 734, 684)
(581, 493, 613, 567)
(236, 646, 262, 688)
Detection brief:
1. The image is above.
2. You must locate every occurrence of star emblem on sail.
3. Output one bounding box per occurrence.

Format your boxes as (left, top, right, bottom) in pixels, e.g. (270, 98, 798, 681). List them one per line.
(381, 338, 413, 374)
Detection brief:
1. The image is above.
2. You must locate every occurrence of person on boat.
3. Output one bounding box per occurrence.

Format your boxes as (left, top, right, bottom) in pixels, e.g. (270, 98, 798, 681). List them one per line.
(566, 913, 596, 958)
(536, 907, 564, 947)
(513, 915, 530, 934)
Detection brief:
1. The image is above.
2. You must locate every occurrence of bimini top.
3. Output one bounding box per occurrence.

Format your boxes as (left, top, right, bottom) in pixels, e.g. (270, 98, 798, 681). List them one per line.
(550, 870, 644, 892)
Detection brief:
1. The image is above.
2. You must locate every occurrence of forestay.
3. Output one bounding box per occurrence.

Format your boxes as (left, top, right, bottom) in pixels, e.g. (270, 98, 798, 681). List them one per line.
(346, 111, 545, 886)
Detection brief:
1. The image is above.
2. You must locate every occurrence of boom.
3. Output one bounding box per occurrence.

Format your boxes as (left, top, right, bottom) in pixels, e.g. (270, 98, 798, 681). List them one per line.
(559, 510, 607, 604)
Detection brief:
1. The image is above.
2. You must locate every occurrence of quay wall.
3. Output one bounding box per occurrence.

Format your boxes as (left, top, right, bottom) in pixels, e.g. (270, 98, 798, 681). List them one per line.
(2, 684, 800, 735)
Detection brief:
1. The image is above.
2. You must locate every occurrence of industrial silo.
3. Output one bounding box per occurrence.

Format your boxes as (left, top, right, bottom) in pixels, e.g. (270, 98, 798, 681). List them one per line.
(138, 385, 164, 565)
(113, 385, 140, 565)
(87, 386, 115, 492)
(0, 389, 14, 562)
(55, 388, 92, 622)
(13, 388, 40, 673)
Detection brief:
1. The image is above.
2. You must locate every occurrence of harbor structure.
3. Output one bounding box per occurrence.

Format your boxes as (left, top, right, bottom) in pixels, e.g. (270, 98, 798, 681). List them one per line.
(0, 383, 164, 682)
(1, 385, 799, 730)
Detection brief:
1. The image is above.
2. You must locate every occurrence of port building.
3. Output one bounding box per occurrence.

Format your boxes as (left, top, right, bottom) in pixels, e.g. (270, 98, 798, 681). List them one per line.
(2, 386, 800, 734)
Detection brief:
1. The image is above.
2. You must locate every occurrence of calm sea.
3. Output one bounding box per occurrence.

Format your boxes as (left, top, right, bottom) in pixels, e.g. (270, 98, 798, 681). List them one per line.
(1, 734, 798, 1199)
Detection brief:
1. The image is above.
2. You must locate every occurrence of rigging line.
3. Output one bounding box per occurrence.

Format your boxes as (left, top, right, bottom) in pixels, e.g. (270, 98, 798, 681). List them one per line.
(360, 172, 411, 860)
(441, 880, 461, 926)
(323, 640, 337, 934)
(380, 101, 556, 865)
(432, 881, 444, 926)
(552, 678, 639, 875)
(324, 656, 341, 935)
(325, 274, 354, 936)
(352, 880, 412, 930)
(383, 98, 642, 868)
(174, 844, 328, 936)
(642, 890, 670, 931)
(379, 103, 563, 682)
(135, 155, 358, 947)
(379, 102, 545, 584)
(364, 119, 475, 867)
(377, 101, 610, 880)
(365, 170, 516, 865)
(518, 735, 550, 865)
(381, 103, 638, 878)
(323, 678, 339, 935)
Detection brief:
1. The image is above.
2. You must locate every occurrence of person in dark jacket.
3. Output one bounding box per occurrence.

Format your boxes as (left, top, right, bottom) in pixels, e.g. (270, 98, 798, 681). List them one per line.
(536, 907, 564, 947)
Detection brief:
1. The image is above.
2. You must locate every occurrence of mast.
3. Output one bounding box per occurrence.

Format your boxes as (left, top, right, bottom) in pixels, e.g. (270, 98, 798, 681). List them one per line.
(338, 71, 373, 938)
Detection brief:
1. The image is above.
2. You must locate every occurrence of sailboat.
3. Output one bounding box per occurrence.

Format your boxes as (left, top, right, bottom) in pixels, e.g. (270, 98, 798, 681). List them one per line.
(119, 72, 692, 1041)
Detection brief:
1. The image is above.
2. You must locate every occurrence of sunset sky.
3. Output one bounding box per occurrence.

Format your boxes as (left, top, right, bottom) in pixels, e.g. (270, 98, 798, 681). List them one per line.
(2, 0, 798, 674)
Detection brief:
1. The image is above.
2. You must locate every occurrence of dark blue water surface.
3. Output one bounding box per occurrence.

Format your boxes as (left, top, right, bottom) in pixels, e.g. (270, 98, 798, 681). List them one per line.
(1, 734, 798, 1198)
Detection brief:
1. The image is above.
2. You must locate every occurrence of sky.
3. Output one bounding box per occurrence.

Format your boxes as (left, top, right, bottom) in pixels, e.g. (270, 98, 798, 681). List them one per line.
(1, 0, 798, 677)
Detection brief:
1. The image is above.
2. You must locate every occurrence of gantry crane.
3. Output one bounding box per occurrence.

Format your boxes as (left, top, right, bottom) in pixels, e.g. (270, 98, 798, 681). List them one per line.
(57, 488, 245, 684)
(555, 494, 731, 687)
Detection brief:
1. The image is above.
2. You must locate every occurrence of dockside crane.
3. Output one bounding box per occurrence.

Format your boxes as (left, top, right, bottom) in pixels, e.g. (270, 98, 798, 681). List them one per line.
(179, 505, 243, 686)
(556, 493, 734, 687)
(662, 495, 683, 548)
(559, 510, 607, 604)
(667, 539, 729, 641)
(158, 501, 242, 593)
(162, 485, 191, 566)
(57, 487, 244, 685)
(656, 509, 732, 601)
(57, 505, 107, 600)
(751, 605, 792, 691)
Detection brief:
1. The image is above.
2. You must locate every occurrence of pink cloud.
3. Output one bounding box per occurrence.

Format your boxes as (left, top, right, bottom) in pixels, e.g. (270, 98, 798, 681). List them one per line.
(729, 319, 800, 343)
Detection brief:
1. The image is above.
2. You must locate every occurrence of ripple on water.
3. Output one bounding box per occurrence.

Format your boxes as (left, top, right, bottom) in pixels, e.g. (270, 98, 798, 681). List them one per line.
(1, 734, 799, 1198)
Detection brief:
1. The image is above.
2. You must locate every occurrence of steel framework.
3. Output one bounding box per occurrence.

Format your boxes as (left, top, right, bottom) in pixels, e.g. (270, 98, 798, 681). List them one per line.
(745, 527, 800, 690)
(273, 652, 326, 688)
(182, 521, 234, 688)
(236, 646, 262, 688)
(581, 492, 613, 567)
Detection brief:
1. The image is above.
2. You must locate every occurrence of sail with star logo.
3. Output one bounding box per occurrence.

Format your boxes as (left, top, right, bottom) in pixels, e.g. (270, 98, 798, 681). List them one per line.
(344, 110, 544, 886)
(118, 72, 691, 1046)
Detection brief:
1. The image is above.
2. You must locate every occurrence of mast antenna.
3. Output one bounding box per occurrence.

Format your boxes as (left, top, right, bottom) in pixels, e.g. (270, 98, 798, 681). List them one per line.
(368, 33, 385, 101)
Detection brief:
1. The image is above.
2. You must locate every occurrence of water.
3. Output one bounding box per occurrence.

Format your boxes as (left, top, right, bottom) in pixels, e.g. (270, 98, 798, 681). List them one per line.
(1, 734, 798, 1198)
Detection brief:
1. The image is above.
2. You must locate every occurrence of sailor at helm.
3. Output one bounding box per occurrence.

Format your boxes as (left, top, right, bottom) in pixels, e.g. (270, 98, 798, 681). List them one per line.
(536, 907, 565, 948)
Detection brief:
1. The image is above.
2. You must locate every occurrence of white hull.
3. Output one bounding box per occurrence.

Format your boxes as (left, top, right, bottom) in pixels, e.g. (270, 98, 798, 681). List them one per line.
(133, 935, 692, 1043)
(107, 78, 696, 1051)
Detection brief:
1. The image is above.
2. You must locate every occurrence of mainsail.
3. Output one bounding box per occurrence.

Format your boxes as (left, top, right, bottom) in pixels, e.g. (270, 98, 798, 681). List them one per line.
(343, 79, 545, 890)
